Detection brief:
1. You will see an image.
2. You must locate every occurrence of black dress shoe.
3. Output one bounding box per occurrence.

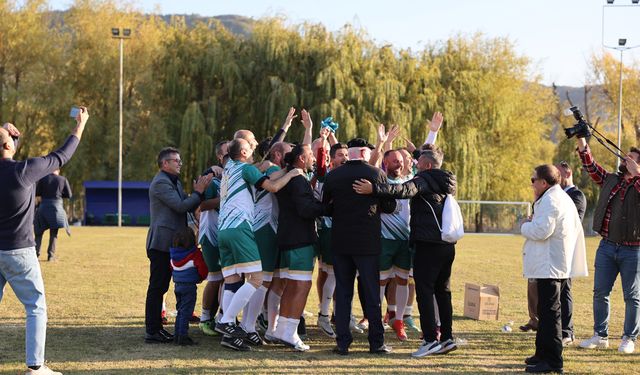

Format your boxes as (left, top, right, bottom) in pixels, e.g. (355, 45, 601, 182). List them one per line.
(332, 346, 349, 355)
(525, 362, 563, 374)
(519, 324, 537, 332)
(159, 328, 174, 340)
(174, 335, 198, 346)
(525, 355, 540, 366)
(369, 344, 392, 354)
(145, 332, 172, 344)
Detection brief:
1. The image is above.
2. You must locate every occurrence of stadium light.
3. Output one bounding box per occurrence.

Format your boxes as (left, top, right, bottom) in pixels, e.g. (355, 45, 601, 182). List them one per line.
(110, 28, 131, 227)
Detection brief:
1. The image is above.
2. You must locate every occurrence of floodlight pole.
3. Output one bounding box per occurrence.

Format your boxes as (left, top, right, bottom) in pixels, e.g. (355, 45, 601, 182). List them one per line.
(111, 28, 130, 227)
(617, 48, 623, 169)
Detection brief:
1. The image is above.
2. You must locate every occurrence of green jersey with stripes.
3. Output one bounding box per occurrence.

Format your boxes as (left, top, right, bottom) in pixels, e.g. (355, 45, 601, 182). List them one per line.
(199, 177, 221, 246)
(380, 176, 411, 240)
(253, 165, 280, 232)
(219, 159, 266, 230)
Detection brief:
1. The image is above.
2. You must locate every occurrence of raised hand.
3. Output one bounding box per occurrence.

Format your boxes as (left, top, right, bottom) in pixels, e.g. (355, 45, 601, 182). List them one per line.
(625, 155, 640, 177)
(2, 122, 20, 137)
(194, 173, 213, 193)
(377, 124, 388, 144)
(428, 111, 444, 132)
(319, 126, 330, 141)
(404, 137, 416, 153)
(301, 109, 313, 130)
(386, 125, 401, 145)
(283, 107, 297, 131)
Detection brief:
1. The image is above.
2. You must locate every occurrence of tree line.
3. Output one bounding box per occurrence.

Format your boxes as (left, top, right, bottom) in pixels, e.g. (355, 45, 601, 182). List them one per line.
(1, 0, 636, 216)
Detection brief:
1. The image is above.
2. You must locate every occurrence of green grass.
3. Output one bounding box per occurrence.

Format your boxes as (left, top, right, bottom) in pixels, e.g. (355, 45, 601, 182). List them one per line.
(1, 228, 639, 374)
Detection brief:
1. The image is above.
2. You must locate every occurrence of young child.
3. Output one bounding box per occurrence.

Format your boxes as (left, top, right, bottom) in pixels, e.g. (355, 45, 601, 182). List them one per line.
(170, 227, 208, 345)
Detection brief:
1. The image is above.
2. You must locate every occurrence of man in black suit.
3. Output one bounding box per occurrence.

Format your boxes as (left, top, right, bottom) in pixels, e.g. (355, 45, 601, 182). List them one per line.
(556, 161, 587, 346)
(144, 147, 212, 344)
(321, 138, 396, 355)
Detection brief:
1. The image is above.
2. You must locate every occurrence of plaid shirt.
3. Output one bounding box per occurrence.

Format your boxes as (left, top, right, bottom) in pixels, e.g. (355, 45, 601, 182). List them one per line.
(578, 145, 640, 245)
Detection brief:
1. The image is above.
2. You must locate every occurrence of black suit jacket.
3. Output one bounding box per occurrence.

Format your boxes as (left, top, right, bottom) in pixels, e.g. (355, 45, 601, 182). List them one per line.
(565, 185, 587, 222)
(276, 174, 325, 250)
(322, 160, 396, 256)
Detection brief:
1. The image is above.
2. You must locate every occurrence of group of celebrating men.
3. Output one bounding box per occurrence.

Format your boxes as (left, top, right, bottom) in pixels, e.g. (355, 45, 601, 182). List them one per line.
(143, 107, 459, 358)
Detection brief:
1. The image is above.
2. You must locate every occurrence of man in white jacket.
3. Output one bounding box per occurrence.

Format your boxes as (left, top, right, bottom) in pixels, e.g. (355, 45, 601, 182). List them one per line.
(520, 165, 588, 374)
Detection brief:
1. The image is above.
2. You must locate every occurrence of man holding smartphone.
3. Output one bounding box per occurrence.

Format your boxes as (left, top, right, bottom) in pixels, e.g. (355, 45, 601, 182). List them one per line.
(0, 107, 89, 375)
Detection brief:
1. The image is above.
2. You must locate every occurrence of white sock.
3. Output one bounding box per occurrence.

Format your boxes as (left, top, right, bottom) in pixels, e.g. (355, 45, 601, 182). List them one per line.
(395, 284, 409, 319)
(274, 316, 288, 338)
(162, 301, 166, 311)
(380, 286, 386, 307)
(320, 274, 336, 316)
(241, 285, 267, 333)
(387, 304, 396, 313)
(404, 304, 413, 317)
(286, 318, 300, 342)
(434, 296, 441, 326)
(221, 283, 257, 324)
(221, 290, 234, 316)
(201, 309, 211, 322)
(267, 292, 281, 333)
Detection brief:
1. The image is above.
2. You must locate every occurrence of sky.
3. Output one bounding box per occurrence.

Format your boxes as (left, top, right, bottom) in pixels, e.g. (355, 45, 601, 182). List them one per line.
(48, 0, 640, 87)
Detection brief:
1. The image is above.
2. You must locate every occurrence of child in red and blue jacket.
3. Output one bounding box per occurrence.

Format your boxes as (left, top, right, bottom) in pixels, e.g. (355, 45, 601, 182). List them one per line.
(170, 227, 208, 345)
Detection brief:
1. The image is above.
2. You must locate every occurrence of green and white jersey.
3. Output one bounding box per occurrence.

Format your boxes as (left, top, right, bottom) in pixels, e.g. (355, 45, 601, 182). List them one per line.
(253, 165, 280, 232)
(219, 159, 266, 231)
(380, 175, 411, 241)
(199, 177, 221, 245)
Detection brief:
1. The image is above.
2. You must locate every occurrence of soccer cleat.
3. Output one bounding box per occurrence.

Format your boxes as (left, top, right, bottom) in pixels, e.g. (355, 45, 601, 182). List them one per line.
(579, 334, 609, 349)
(435, 339, 457, 355)
(264, 332, 282, 345)
(199, 320, 219, 336)
(403, 315, 420, 332)
(256, 312, 268, 333)
(561, 336, 574, 347)
(298, 315, 308, 340)
(411, 340, 442, 358)
(159, 328, 174, 340)
(392, 319, 408, 341)
(317, 313, 336, 338)
(245, 331, 265, 346)
(215, 322, 248, 338)
(221, 336, 251, 351)
(281, 337, 310, 352)
(619, 336, 635, 354)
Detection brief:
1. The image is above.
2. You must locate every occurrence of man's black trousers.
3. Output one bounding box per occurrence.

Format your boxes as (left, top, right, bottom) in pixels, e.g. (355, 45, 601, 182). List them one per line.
(145, 249, 172, 335)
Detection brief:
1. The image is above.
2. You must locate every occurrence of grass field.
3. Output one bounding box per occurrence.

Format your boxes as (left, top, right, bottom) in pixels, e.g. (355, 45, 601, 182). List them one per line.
(1, 228, 639, 374)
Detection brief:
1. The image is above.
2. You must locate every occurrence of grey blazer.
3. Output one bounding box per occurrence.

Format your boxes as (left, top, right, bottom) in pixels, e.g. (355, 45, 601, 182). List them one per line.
(146, 171, 201, 252)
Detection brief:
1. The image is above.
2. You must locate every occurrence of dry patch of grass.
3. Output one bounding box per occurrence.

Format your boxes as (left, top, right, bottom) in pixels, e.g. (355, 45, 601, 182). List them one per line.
(1, 228, 639, 374)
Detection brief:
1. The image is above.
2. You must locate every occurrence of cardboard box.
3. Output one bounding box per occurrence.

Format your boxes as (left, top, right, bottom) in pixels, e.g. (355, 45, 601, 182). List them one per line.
(463, 283, 500, 320)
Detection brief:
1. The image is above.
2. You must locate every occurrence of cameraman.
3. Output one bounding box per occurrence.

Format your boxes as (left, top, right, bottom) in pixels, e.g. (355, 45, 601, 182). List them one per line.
(576, 136, 640, 354)
(0, 109, 89, 375)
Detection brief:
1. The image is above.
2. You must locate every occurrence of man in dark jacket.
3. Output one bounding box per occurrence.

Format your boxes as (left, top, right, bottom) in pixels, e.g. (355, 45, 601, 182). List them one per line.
(0, 109, 88, 375)
(272, 144, 324, 351)
(322, 138, 396, 355)
(145, 147, 212, 344)
(354, 144, 458, 357)
(34, 170, 72, 261)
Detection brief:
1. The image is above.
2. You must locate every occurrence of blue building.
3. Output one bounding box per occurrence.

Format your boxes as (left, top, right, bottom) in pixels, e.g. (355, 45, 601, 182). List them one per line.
(83, 181, 150, 226)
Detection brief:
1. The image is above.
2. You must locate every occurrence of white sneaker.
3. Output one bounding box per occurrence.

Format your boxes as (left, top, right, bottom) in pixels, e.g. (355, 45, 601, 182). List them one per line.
(619, 336, 635, 354)
(351, 316, 365, 334)
(317, 314, 336, 338)
(25, 365, 62, 375)
(561, 336, 574, 347)
(411, 340, 442, 358)
(579, 334, 609, 349)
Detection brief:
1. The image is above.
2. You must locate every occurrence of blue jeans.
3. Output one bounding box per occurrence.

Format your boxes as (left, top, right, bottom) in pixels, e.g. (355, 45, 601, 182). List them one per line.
(593, 239, 640, 339)
(174, 282, 197, 336)
(0, 247, 47, 366)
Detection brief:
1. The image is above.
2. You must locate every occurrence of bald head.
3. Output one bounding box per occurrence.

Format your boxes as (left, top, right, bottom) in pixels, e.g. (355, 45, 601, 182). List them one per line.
(269, 141, 292, 168)
(228, 138, 254, 162)
(0, 128, 16, 158)
(233, 130, 258, 151)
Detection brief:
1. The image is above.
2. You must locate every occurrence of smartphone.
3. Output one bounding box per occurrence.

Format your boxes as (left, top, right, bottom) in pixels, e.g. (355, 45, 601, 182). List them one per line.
(69, 107, 80, 118)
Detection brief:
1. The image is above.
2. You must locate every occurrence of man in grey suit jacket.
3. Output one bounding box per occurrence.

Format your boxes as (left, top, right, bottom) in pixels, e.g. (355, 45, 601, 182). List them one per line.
(145, 147, 212, 343)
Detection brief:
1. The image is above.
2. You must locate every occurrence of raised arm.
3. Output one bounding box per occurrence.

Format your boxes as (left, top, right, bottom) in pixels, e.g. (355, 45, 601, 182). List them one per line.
(301, 109, 313, 146)
(269, 107, 297, 147)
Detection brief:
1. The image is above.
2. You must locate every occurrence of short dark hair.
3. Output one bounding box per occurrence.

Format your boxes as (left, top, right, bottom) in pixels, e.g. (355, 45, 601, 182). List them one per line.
(157, 147, 180, 168)
(630, 147, 640, 160)
(172, 227, 196, 249)
(257, 137, 273, 159)
(534, 164, 561, 186)
(215, 141, 228, 157)
(383, 149, 402, 159)
(329, 142, 348, 159)
(284, 144, 306, 167)
(419, 144, 444, 169)
(228, 139, 244, 160)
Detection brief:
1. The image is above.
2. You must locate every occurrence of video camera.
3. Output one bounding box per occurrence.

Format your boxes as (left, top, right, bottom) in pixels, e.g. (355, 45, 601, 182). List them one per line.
(564, 106, 591, 139)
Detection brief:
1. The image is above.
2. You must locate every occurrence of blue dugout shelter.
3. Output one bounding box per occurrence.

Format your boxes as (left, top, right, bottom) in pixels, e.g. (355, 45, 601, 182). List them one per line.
(83, 181, 150, 226)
